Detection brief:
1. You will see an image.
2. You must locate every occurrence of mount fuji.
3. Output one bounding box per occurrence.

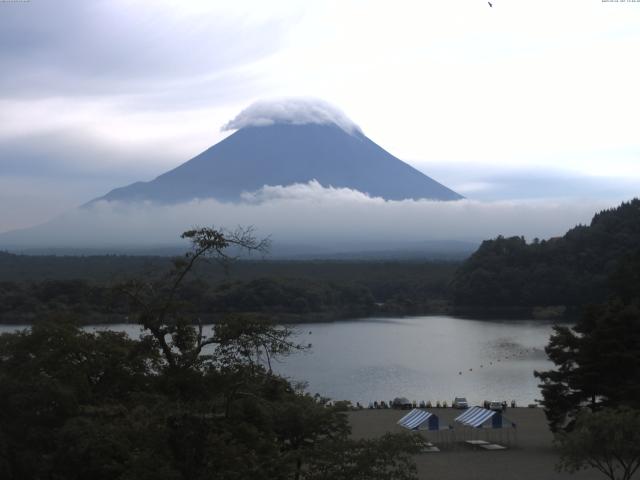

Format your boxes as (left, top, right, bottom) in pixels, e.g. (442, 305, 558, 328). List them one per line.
(0, 99, 467, 253)
(93, 98, 462, 204)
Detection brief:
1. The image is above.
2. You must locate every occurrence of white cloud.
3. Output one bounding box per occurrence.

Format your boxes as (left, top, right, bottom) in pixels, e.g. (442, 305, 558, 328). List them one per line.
(1, 182, 614, 250)
(1, 0, 639, 235)
(241, 180, 377, 204)
(222, 97, 362, 135)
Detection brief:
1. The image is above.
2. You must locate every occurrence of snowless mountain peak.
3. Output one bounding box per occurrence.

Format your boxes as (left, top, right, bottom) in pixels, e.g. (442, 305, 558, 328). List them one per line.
(85, 98, 462, 204)
(222, 97, 363, 136)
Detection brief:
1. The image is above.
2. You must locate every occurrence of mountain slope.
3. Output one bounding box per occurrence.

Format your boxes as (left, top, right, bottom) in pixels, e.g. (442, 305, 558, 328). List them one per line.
(94, 123, 462, 203)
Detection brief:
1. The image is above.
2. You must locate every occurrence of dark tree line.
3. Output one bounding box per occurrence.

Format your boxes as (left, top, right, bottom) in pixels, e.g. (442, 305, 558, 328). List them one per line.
(0, 261, 456, 324)
(451, 199, 640, 311)
(0, 251, 458, 285)
(0, 277, 377, 324)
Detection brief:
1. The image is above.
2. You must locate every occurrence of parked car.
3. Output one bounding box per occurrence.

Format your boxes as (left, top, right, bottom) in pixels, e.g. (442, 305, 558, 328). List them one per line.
(392, 397, 413, 409)
(452, 397, 469, 409)
(488, 401, 504, 412)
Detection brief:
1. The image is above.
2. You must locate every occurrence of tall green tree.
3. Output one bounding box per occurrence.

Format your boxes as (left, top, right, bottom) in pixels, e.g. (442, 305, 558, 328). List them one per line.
(535, 250, 640, 432)
(556, 408, 640, 480)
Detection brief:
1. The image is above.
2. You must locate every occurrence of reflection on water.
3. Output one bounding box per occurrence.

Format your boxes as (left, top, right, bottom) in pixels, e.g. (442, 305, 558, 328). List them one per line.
(0, 316, 557, 405)
(275, 316, 557, 406)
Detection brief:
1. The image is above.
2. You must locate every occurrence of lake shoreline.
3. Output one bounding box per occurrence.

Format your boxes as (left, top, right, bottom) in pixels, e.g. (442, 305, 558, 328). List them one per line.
(0, 304, 579, 326)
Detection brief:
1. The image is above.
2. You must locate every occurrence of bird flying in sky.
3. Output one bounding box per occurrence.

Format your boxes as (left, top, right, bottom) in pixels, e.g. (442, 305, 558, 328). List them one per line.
(488, 1, 493, 6)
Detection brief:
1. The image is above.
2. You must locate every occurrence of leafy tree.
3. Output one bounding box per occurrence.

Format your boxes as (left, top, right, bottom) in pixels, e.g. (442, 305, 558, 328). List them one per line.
(118, 226, 270, 371)
(556, 408, 640, 480)
(535, 248, 640, 432)
(0, 226, 421, 480)
(0, 320, 159, 478)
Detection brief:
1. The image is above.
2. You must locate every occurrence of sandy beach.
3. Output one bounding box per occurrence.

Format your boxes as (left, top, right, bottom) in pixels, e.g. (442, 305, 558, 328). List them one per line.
(348, 408, 604, 480)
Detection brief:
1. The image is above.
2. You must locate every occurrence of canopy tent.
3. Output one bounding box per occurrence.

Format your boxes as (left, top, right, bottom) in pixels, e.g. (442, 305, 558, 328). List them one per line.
(454, 406, 517, 446)
(454, 406, 516, 429)
(397, 408, 453, 449)
(397, 409, 440, 431)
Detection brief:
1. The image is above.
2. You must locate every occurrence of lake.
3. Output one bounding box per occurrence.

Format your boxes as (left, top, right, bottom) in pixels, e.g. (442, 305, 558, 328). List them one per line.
(0, 315, 556, 406)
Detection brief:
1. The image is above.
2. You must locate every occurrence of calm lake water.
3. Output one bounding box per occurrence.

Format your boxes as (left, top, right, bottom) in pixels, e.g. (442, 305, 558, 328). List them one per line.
(0, 316, 556, 406)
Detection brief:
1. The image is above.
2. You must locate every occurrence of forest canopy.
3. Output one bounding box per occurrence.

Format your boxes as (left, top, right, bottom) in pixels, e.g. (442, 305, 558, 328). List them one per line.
(451, 199, 640, 313)
(0, 227, 422, 480)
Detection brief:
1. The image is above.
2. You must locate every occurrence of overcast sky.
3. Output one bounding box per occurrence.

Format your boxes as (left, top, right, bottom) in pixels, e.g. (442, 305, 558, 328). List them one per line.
(1, 0, 639, 233)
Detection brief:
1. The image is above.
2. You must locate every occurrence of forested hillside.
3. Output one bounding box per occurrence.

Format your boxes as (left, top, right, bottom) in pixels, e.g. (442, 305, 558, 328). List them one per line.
(451, 199, 640, 313)
(0, 256, 457, 324)
(7, 199, 638, 323)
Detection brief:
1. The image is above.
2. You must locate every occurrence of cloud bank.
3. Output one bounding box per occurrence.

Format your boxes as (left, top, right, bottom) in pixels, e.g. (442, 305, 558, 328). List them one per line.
(1, 182, 615, 254)
(222, 98, 362, 135)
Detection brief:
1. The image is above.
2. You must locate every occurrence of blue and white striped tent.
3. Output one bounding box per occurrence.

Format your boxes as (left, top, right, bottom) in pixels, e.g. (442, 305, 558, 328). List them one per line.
(454, 406, 517, 446)
(397, 409, 440, 431)
(454, 406, 516, 429)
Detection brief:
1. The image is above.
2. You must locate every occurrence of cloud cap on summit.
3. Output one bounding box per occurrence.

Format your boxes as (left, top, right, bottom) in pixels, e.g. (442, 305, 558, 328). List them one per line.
(87, 97, 462, 204)
(222, 97, 363, 135)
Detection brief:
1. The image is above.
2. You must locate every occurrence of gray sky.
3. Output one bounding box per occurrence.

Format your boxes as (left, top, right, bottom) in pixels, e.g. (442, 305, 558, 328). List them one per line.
(1, 0, 639, 233)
